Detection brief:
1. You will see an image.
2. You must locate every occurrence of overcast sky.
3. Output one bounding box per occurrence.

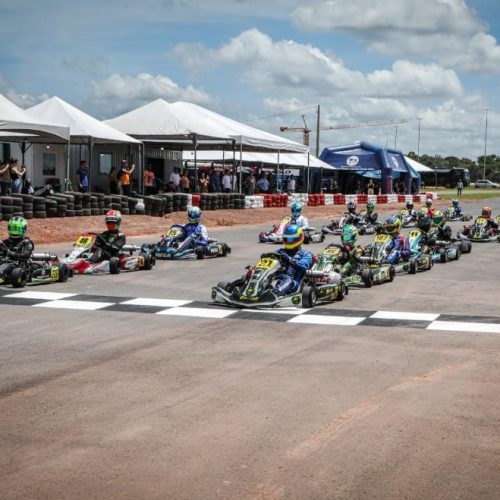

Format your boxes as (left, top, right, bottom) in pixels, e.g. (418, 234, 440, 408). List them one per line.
(1, 0, 499, 159)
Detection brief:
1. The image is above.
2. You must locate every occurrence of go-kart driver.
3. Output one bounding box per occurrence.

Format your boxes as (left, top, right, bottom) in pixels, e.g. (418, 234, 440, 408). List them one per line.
(431, 210, 453, 241)
(405, 200, 418, 221)
(424, 198, 435, 217)
(0, 216, 34, 266)
(363, 201, 379, 224)
(462, 206, 498, 237)
(177, 206, 209, 251)
(290, 202, 309, 229)
(92, 210, 126, 261)
(273, 224, 313, 296)
(346, 200, 360, 225)
(384, 216, 411, 265)
(449, 199, 462, 219)
(334, 224, 366, 276)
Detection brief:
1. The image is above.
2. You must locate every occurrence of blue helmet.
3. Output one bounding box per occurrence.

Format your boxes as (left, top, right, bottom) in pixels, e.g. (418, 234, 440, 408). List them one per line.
(283, 223, 304, 250)
(188, 206, 201, 223)
(291, 201, 303, 218)
(452, 199, 459, 207)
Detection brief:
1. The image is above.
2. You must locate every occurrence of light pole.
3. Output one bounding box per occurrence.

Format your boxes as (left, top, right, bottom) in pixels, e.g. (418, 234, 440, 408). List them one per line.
(483, 107, 490, 180)
(394, 125, 398, 148)
(417, 117, 422, 159)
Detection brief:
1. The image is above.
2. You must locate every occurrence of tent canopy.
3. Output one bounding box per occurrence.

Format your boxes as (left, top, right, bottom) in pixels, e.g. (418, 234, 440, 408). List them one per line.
(105, 98, 308, 153)
(404, 156, 433, 172)
(0, 94, 70, 141)
(26, 96, 141, 144)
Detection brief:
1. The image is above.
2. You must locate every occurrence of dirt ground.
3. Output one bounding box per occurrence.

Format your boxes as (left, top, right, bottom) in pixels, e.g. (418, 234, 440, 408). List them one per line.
(9, 198, 456, 245)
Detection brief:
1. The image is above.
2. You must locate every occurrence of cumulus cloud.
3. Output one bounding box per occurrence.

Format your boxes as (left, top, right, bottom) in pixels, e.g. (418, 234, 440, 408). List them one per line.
(0, 71, 48, 108)
(88, 72, 213, 116)
(291, 0, 500, 73)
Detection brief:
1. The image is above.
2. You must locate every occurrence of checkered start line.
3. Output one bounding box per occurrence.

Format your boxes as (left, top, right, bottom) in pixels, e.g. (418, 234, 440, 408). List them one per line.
(1, 290, 500, 334)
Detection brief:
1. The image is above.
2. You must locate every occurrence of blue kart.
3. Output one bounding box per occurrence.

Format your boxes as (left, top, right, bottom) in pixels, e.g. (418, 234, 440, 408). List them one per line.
(150, 225, 230, 260)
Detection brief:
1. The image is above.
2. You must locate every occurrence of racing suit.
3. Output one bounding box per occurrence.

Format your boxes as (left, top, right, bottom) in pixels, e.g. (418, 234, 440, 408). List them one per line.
(291, 214, 309, 229)
(345, 211, 361, 226)
(178, 222, 209, 251)
(450, 206, 462, 218)
(273, 247, 313, 295)
(0, 236, 35, 280)
(362, 212, 378, 224)
(385, 234, 411, 264)
(94, 230, 126, 261)
(335, 244, 366, 276)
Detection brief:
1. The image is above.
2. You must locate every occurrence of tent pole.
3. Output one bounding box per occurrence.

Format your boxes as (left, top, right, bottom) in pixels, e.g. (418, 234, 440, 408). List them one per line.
(307, 153, 310, 193)
(239, 140, 243, 194)
(65, 137, 71, 192)
(276, 150, 280, 193)
(88, 137, 93, 192)
(192, 134, 198, 194)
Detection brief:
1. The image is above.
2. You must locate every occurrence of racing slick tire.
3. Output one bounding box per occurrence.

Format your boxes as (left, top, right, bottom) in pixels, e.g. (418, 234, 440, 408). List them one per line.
(302, 286, 317, 308)
(439, 248, 447, 263)
(459, 240, 472, 254)
(337, 282, 347, 301)
(195, 246, 206, 260)
(140, 252, 154, 270)
(57, 263, 70, 282)
(320, 232, 325, 243)
(10, 268, 26, 288)
(217, 281, 231, 291)
(221, 244, 229, 257)
(388, 265, 396, 282)
(408, 258, 417, 275)
(109, 257, 121, 274)
(303, 234, 311, 244)
(361, 268, 373, 288)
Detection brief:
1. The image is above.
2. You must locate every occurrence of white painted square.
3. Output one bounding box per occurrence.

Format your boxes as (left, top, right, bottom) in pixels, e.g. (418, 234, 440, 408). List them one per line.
(34, 300, 114, 311)
(288, 314, 365, 326)
(120, 298, 192, 308)
(157, 307, 236, 319)
(371, 311, 439, 322)
(428, 321, 500, 334)
(5, 291, 76, 300)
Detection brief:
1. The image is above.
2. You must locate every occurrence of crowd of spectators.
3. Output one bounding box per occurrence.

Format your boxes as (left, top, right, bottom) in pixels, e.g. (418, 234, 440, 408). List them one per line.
(0, 158, 28, 196)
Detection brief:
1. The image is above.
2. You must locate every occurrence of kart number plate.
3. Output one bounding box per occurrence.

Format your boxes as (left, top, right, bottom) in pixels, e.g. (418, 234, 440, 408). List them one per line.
(50, 267, 59, 280)
(374, 234, 389, 243)
(409, 230, 421, 238)
(76, 236, 93, 247)
(476, 217, 486, 224)
(324, 247, 341, 256)
(256, 257, 275, 269)
(166, 228, 182, 237)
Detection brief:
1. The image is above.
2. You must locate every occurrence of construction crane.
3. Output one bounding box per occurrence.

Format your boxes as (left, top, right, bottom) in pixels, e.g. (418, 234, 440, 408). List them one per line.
(280, 116, 409, 154)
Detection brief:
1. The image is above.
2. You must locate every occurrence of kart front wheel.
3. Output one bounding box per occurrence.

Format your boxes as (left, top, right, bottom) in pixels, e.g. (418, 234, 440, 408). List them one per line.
(302, 286, 317, 308)
(10, 268, 26, 288)
(439, 248, 447, 263)
(408, 258, 417, 275)
(337, 283, 347, 301)
(459, 240, 471, 254)
(57, 263, 70, 282)
(109, 257, 121, 274)
(195, 246, 205, 260)
(361, 268, 373, 288)
(388, 265, 395, 282)
(141, 252, 153, 270)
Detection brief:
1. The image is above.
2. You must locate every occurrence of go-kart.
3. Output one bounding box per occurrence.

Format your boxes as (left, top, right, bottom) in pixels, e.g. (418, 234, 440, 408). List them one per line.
(357, 210, 383, 235)
(212, 252, 343, 309)
(395, 208, 418, 228)
(151, 225, 230, 260)
(322, 212, 353, 235)
(458, 216, 500, 243)
(0, 248, 71, 288)
(61, 233, 155, 274)
(444, 206, 472, 222)
(259, 216, 324, 244)
(389, 229, 433, 274)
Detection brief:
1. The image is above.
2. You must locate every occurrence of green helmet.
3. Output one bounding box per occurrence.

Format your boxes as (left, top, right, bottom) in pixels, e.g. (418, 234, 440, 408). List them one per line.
(367, 201, 375, 213)
(433, 210, 444, 228)
(341, 224, 359, 246)
(8, 216, 27, 238)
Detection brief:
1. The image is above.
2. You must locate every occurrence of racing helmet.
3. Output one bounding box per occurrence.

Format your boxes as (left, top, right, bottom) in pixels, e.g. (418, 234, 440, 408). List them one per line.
(347, 200, 356, 213)
(425, 198, 433, 207)
(433, 210, 444, 228)
(406, 200, 414, 210)
(417, 213, 432, 232)
(105, 209, 122, 231)
(8, 215, 27, 238)
(452, 199, 459, 208)
(290, 201, 303, 218)
(341, 224, 359, 247)
(384, 216, 402, 236)
(481, 206, 492, 218)
(283, 223, 304, 251)
(188, 206, 201, 223)
(366, 201, 375, 213)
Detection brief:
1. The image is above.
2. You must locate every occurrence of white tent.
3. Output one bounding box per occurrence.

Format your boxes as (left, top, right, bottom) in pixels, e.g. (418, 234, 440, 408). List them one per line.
(0, 94, 70, 141)
(405, 156, 433, 172)
(105, 98, 308, 153)
(182, 150, 336, 169)
(27, 96, 141, 144)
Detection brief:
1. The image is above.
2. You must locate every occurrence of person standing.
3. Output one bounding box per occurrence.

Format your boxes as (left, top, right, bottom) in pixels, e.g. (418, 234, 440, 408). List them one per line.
(244, 171, 256, 195)
(109, 166, 118, 194)
(76, 160, 89, 193)
(256, 172, 269, 193)
(180, 170, 190, 193)
(0, 160, 11, 196)
(209, 167, 221, 193)
(198, 172, 209, 193)
(287, 175, 296, 194)
(144, 164, 155, 195)
(169, 167, 181, 192)
(10, 159, 26, 194)
(119, 160, 135, 196)
(457, 179, 464, 198)
(222, 169, 232, 193)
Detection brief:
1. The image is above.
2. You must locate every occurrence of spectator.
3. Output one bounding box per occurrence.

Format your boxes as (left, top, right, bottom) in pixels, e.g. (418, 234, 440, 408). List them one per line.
(118, 160, 135, 196)
(256, 172, 269, 193)
(367, 179, 375, 195)
(169, 167, 181, 191)
(209, 167, 221, 193)
(0, 160, 11, 196)
(180, 170, 190, 193)
(331, 180, 339, 194)
(245, 171, 256, 195)
(222, 169, 232, 193)
(457, 179, 464, 198)
(144, 164, 155, 195)
(109, 166, 118, 194)
(199, 171, 209, 193)
(287, 175, 296, 194)
(76, 160, 89, 193)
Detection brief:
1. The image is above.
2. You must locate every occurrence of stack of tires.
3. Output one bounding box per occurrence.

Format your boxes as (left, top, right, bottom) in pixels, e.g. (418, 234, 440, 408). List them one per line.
(160, 194, 173, 214)
(0, 196, 14, 221)
(72, 192, 83, 216)
(128, 197, 138, 215)
(33, 196, 47, 218)
(60, 193, 75, 216)
(11, 194, 34, 219)
(233, 193, 245, 209)
(143, 196, 165, 217)
(81, 193, 92, 216)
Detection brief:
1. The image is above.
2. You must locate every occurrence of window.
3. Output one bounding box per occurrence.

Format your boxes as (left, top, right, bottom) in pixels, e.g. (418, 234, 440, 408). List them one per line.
(42, 152, 56, 176)
(99, 153, 113, 174)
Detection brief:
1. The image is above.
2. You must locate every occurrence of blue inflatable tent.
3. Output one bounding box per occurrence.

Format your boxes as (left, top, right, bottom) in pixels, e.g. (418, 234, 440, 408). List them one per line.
(320, 141, 420, 194)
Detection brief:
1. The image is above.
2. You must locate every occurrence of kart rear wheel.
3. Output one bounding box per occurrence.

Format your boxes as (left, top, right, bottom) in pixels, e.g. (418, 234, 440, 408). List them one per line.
(320, 232, 325, 242)
(459, 240, 471, 254)
(10, 268, 26, 288)
(57, 263, 70, 282)
(361, 268, 373, 288)
(109, 257, 121, 274)
(221, 244, 229, 257)
(140, 252, 153, 270)
(439, 248, 447, 263)
(408, 258, 417, 275)
(302, 286, 317, 308)
(337, 283, 347, 301)
(388, 265, 395, 282)
(195, 246, 205, 260)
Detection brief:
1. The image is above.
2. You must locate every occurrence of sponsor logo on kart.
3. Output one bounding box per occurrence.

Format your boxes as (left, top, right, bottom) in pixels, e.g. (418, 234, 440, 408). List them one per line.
(292, 296, 301, 305)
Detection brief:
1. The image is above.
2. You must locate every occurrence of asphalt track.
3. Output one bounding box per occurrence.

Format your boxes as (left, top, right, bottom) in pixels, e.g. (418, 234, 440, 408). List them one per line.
(1, 199, 500, 499)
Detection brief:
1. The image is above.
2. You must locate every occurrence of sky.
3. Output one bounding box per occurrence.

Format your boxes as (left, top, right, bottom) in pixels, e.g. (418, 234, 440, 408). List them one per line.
(1, 0, 500, 160)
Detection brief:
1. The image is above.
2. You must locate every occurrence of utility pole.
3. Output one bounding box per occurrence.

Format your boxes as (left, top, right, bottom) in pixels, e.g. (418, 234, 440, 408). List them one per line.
(315, 104, 320, 157)
(394, 126, 398, 148)
(417, 117, 422, 159)
(483, 107, 490, 179)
